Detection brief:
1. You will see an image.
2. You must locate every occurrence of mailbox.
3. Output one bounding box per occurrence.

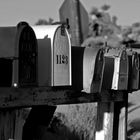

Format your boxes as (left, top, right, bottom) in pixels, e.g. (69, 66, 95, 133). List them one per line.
(0, 22, 38, 87)
(127, 50, 139, 91)
(72, 46, 104, 93)
(130, 47, 140, 89)
(102, 48, 129, 90)
(32, 25, 71, 86)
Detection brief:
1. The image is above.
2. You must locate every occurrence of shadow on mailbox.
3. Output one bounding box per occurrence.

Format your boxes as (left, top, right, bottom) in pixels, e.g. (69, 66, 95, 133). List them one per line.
(37, 38, 52, 86)
(102, 48, 129, 91)
(72, 46, 104, 93)
(0, 22, 38, 87)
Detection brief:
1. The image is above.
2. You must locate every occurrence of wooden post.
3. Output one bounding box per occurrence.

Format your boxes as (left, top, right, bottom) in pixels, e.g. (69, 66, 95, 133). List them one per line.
(0, 109, 16, 140)
(0, 108, 30, 140)
(118, 105, 127, 140)
(113, 93, 128, 140)
(14, 109, 30, 140)
(95, 93, 128, 140)
(22, 105, 56, 140)
(95, 102, 114, 140)
(0, 105, 56, 140)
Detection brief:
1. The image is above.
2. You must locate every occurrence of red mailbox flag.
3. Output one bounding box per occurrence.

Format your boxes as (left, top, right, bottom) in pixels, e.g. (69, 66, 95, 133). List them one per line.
(59, 0, 89, 46)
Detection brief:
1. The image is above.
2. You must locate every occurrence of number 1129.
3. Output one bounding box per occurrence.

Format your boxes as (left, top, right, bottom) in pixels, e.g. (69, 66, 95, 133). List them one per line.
(56, 55, 68, 64)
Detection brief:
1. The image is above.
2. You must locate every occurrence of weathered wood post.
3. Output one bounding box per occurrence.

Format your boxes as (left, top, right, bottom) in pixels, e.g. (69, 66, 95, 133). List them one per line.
(95, 102, 114, 140)
(0, 109, 16, 140)
(113, 93, 128, 140)
(0, 109, 27, 140)
(14, 109, 29, 140)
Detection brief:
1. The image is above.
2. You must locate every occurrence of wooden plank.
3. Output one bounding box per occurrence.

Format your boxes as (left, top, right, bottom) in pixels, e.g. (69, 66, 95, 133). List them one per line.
(95, 102, 114, 140)
(0, 87, 125, 108)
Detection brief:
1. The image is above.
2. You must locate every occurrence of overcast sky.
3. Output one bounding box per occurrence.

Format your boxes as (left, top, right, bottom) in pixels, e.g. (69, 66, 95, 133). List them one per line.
(0, 0, 140, 26)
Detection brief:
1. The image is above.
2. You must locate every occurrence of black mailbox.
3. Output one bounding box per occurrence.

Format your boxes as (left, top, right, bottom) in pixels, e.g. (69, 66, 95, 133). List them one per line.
(0, 22, 38, 87)
(127, 50, 139, 91)
(72, 46, 104, 93)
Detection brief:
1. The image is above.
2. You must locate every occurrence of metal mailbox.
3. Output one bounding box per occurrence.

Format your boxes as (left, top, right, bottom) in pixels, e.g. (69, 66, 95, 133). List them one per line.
(0, 22, 38, 87)
(102, 48, 129, 90)
(127, 50, 139, 91)
(72, 46, 104, 93)
(130, 46, 140, 89)
(32, 25, 71, 86)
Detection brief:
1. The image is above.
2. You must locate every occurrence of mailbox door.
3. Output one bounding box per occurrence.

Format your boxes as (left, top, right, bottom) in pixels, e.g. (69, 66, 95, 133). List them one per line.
(91, 49, 104, 93)
(132, 49, 140, 89)
(53, 27, 71, 86)
(112, 51, 128, 90)
(83, 47, 104, 93)
(138, 53, 140, 89)
(131, 52, 139, 90)
(101, 56, 114, 90)
(112, 57, 120, 90)
(128, 53, 132, 90)
(127, 51, 139, 91)
(18, 26, 38, 87)
(83, 47, 97, 93)
(103, 49, 128, 90)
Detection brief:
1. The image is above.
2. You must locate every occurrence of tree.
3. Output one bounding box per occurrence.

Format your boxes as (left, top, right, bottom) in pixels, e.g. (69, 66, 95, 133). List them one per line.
(132, 22, 140, 28)
(83, 4, 122, 48)
(90, 6, 99, 16)
(35, 18, 54, 25)
(112, 16, 118, 25)
(101, 4, 110, 11)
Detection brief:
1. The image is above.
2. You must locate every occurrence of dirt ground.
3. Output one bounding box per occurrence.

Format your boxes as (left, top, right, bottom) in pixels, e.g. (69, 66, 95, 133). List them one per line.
(128, 90, 140, 140)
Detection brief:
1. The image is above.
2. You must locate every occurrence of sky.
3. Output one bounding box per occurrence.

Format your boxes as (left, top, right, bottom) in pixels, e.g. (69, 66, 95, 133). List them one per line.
(0, 0, 140, 26)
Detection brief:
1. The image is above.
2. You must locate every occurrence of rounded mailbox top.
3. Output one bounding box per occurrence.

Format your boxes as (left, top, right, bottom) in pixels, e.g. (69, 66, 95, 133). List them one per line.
(104, 48, 128, 59)
(0, 21, 37, 58)
(33, 24, 71, 86)
(32, 24, 71, 48)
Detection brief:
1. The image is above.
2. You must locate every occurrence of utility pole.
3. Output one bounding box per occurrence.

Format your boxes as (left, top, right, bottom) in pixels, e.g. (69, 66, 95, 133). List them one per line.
(59, 0, 89, 46)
